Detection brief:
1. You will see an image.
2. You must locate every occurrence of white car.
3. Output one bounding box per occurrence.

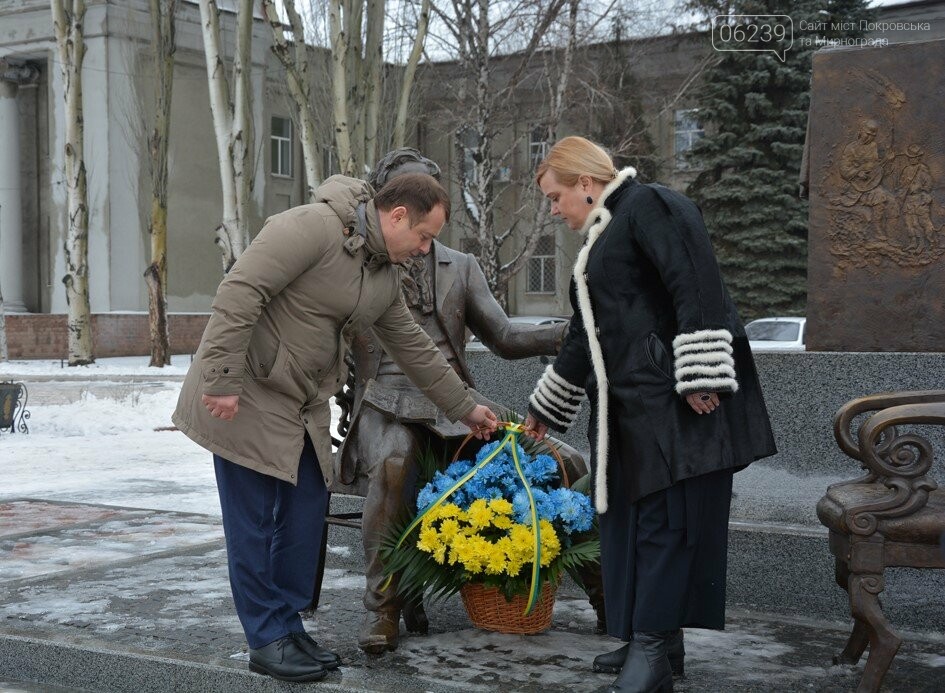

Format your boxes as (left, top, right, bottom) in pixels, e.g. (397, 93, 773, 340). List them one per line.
(745, 317, 806, 351)
(465, 316, 569, 351)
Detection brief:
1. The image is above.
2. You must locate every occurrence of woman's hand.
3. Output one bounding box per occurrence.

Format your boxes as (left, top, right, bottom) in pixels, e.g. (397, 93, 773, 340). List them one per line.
(523, 414, 548, 441)
(686, 391, 719, 415)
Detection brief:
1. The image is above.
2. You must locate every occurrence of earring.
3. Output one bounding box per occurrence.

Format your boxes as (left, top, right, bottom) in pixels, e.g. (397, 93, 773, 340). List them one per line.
(586, 195, 593, 204)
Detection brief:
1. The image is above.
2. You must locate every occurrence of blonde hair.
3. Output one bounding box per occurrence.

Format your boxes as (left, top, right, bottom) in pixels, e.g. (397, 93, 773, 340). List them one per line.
(535, 136, 617, 187)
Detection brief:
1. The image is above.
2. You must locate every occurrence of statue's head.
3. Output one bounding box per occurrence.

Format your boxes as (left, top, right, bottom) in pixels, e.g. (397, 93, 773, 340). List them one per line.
(858, 120, 879, 143)
(370, 148, 442, 189)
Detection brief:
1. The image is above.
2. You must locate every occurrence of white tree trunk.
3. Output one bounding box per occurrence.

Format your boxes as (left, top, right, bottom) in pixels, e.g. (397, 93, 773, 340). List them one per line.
(146, 0, 176, 367)
(328, 0, 356, 175)
(231, 1, 253, 254)
(263, 0, 322, 201)
(362, 0, 384, 170)
(51, 0, 94, 365)
(198, 0, 252, 272)
(392, 0, 430, 148)
(0, 242, 7, 361)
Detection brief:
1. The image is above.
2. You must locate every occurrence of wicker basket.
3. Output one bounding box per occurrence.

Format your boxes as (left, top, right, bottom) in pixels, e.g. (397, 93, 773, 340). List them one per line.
(460, 581, 556, 635)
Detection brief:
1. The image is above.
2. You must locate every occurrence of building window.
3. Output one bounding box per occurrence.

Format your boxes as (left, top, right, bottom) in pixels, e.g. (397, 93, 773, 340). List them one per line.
(529, 126, 549, 171)
(271, 116, 293, 177)
(526, 234, 556, 294)
(458, 127, 480, 185)
(674, 109, 704, 170)
(323, 147, 340, 177)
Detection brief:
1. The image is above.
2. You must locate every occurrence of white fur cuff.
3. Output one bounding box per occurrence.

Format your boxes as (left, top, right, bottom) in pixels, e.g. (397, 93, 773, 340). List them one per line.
(529, 365, 585, 430)
(672, 328, 738, 395)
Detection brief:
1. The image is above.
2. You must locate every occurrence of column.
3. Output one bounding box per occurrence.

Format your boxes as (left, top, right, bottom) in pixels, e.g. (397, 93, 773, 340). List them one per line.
(0, 61, 38, 313)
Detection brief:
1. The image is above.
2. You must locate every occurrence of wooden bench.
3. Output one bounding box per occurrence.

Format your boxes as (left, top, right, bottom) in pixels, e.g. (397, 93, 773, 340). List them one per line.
(817, 390, 945, 693)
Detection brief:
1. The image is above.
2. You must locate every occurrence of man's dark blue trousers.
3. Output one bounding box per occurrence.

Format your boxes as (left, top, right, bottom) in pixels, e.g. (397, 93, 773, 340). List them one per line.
(213, 435, 329, 649)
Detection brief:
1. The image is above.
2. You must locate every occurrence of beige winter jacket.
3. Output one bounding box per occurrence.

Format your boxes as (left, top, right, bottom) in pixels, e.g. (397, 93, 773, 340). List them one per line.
(172, 176, 477, 486)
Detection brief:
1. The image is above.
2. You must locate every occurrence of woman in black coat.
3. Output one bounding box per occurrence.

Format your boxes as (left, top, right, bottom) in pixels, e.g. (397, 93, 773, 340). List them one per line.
(523, 137, 776, 693)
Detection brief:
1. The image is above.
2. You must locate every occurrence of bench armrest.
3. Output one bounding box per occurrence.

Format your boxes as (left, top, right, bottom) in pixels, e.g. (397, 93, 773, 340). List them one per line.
(833, 390, 945, 462)
(838, 401, 944, 536)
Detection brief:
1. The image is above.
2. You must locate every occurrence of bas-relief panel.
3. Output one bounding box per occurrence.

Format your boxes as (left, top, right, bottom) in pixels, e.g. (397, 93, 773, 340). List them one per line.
(808, 42, 945, 351)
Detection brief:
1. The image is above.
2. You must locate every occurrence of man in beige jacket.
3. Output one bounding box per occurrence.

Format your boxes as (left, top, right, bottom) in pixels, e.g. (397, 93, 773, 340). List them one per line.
(172, 173, 497, 683)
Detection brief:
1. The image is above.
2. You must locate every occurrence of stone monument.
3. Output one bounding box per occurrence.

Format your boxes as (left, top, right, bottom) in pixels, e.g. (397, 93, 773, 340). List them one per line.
(806, 39, 945, 351)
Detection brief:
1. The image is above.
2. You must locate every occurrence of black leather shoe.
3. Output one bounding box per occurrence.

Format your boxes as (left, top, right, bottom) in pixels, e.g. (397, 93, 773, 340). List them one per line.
(606, 631, 674, 693)
(594, 631, 684, 678)
(249, 636, 327, 682)
(290, 631, 342, 670)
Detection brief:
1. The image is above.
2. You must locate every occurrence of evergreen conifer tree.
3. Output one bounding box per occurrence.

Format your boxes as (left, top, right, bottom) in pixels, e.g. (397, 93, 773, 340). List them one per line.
(686, 0, 874, 319)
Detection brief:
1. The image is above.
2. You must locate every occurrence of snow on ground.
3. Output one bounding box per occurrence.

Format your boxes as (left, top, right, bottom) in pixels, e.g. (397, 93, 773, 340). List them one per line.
(0, 357, 342, 517)
(0, 354, 193, 378)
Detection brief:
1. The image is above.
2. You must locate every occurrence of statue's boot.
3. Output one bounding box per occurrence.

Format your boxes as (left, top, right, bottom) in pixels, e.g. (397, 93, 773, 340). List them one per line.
(360, 455, 414, 653)
(402, 595, 429, 634)
(575, 560, 607, 634)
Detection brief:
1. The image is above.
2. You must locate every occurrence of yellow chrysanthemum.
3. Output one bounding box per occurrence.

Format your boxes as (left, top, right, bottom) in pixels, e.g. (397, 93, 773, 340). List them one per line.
(492, 515, 513, 530)
(432, 503, 462, 521)
(438, 518, 460, 541)
(417, 526, 441, 554)
(488, 498, 514, 515)
(465, 498, 494, 529)
(538, 519, 561, 566)
(484, 544, 507, 575)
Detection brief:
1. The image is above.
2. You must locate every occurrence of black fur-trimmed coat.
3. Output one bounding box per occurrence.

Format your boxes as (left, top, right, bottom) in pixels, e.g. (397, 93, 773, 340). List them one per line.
(528, 168, 776, 512)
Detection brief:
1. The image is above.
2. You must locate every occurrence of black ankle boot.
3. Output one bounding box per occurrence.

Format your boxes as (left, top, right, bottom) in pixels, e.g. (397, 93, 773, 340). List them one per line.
(606, 631, 674, 693)
(594, 630, 684, 678)
(593, 642, 629, 674)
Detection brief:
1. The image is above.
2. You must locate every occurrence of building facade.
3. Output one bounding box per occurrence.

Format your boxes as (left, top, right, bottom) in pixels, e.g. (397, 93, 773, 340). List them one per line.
(1, 0, 943, 349)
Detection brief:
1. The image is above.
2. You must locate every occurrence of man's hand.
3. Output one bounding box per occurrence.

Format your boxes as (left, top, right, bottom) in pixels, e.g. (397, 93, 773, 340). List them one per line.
(686, 391, 719, 415)
(523, 414, 548, 442)
(202, 394, 240, 421)
(461, 404, 498, 440)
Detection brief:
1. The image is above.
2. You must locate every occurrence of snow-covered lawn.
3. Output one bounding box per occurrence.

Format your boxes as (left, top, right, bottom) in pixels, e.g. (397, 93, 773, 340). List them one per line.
(1, 357, 340, 517)
(0, 354, 192, 378)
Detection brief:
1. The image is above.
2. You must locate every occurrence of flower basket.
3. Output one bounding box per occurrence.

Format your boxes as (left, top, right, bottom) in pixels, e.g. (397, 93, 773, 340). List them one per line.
(460, 580, 556, 635)
(380, 422, 600, 635)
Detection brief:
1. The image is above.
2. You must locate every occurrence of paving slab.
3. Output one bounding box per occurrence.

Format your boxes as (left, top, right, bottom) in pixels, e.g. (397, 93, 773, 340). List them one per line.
(1, 499, 943, 692)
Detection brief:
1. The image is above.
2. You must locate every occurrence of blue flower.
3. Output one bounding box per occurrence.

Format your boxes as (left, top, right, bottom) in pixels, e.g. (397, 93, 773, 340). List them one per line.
(416, 436, 595, 537)
(445, 459, 473, 479)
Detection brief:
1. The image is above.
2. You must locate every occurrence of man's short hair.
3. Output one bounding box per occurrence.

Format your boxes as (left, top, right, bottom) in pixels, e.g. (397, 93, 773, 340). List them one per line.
(374, 172, 451, 225)
(370, 148, 441, 189)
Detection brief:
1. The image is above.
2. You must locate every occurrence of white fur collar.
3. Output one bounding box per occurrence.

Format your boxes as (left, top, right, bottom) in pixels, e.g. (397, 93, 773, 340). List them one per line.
(578, 166, 637, 235)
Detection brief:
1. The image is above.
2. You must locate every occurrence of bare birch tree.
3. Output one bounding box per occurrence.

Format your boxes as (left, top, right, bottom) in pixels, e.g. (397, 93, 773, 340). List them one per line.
(432, 0, 571, 309)
(392, 0, 430, 148)
(494, 0, 580, 299)
(144, 0, 178, 367)
(198, 0, 255, 272)
(325, 0, 382, 175)
(51, 0, 94, 365)
(262, 0, 323, 202)
(0, 289, 6, 362)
